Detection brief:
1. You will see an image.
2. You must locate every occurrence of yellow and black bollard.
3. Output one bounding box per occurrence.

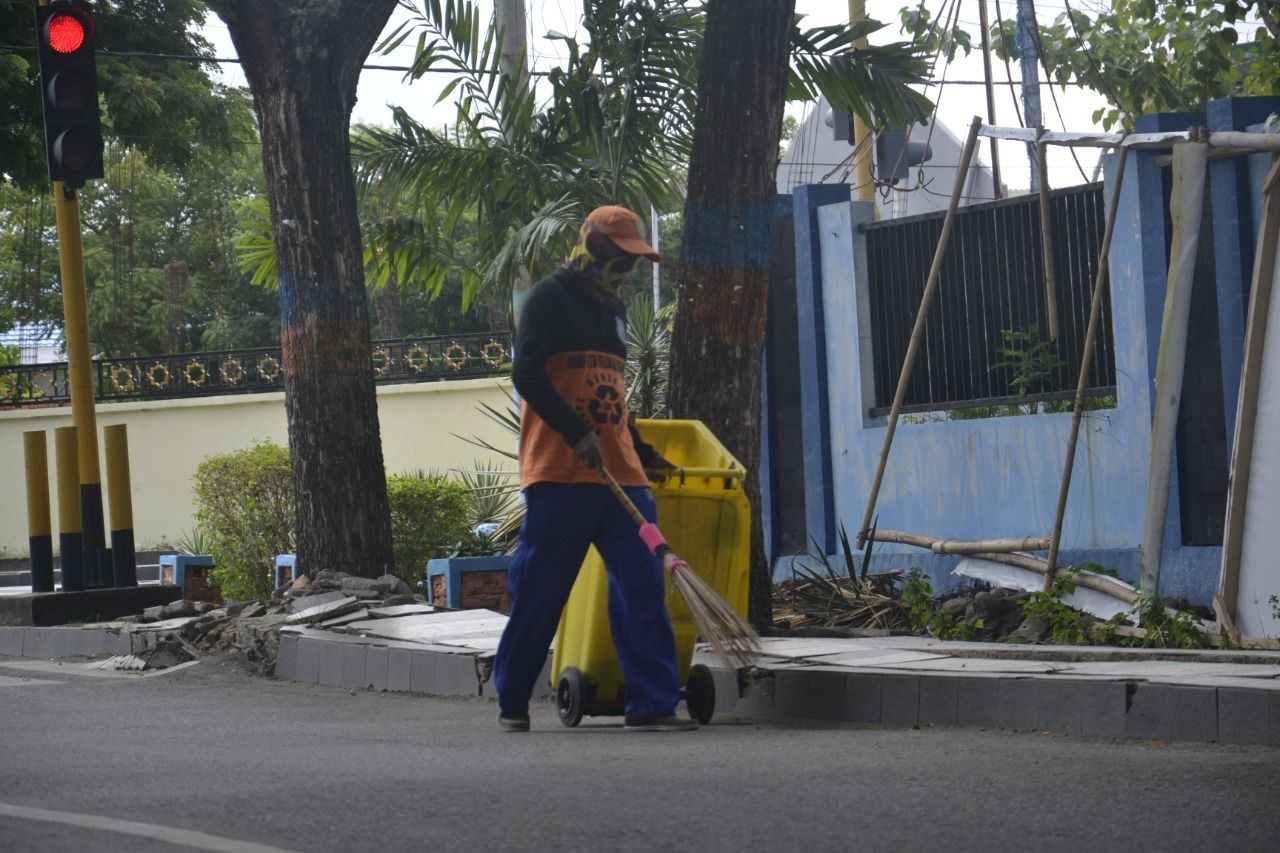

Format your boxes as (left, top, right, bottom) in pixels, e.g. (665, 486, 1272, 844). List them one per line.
(54, 426, 84, 592)
(103, 424, 137, 587)
(23, 431, 55, 593)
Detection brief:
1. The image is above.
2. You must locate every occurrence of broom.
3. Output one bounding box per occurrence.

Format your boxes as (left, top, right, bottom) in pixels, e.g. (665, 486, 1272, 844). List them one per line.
(600, 466, 761, 671)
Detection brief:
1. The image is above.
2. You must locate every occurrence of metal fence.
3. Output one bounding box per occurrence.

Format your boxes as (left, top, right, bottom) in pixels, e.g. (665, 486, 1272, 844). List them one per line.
(0, 331, 512, 408)
(863, 183, 1116, 414)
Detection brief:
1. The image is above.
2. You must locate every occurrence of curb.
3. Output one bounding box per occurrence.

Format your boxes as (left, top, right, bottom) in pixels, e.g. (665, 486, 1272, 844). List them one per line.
(5, 624, 1277, 747)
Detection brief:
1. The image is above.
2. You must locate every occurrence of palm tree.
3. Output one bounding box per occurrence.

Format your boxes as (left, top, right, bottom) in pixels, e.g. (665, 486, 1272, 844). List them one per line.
(352, 0, 932, 323)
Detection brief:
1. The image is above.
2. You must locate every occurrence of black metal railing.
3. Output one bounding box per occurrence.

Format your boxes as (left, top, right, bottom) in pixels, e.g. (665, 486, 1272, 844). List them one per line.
(863, 183, 1116, 413)
(0, 331, 512, 408)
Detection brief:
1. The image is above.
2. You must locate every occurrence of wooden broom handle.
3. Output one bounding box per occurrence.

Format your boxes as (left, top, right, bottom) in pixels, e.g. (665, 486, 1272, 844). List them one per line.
(599, 467, 648, 527)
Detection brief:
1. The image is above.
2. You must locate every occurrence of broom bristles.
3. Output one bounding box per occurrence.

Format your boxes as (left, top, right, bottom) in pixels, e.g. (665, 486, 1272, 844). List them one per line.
(669, 558, 761, 670)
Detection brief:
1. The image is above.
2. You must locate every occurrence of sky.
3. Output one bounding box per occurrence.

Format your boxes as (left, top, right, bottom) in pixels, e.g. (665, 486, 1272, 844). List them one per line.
(202, 0, 1115, 189)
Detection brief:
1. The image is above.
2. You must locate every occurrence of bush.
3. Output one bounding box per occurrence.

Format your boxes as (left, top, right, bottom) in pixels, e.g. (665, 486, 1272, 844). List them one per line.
(387, 473, 472, 586)
(193, 441, 294, 601)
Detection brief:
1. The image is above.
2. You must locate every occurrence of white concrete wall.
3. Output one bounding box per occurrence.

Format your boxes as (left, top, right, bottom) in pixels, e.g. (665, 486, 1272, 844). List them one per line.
(0, 378, 515, 557)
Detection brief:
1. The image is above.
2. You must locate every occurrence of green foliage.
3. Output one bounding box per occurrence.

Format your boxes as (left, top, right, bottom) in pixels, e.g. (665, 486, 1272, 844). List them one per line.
(1133, 596, 1209, 649)
(386, 472, 472, 584)
(902, 568, 934, 634)
(0, 0, 251, 189)
(174, 528, 212, 557)
(624, 292, 673, 419)
(193, 442, 295, 602)
(992, 0, 1280, 131)
(991, 326, 1066, 397)
(450, 462, 521, 556)
(1019, 569, 1091, 645)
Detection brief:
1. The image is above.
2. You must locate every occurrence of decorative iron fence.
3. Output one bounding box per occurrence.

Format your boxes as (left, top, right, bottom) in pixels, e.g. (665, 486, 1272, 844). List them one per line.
(0, 332, 512, 409)
(863, 182, 1116, 415)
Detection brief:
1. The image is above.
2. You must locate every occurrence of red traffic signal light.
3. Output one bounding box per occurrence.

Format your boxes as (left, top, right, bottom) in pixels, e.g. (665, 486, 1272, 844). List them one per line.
(34, 0, 103, 188)
(46, 10, 90, 54)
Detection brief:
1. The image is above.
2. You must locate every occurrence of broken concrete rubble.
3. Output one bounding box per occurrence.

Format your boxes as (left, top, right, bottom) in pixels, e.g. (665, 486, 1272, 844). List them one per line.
(123, 571, 438, 675)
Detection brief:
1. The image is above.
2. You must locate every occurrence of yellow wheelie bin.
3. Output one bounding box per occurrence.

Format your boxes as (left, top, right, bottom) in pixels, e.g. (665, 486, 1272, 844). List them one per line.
(550, 419, 750, 726)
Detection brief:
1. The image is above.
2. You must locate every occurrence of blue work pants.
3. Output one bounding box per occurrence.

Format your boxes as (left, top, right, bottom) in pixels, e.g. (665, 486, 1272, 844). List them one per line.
(494, 482, 680, 717)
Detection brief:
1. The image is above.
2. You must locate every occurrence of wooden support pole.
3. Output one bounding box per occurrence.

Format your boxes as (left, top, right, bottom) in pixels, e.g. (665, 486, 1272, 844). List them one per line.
(1043, 145, 1130, 590)
(23, 431, 54, 593)
(1217, 155, 1280, 631)
(856, 116, 984, 548)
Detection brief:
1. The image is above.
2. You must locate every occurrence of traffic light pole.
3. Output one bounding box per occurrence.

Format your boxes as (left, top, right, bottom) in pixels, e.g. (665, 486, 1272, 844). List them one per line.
(848, 0, 875, 204)
(52, 180, 108, 588)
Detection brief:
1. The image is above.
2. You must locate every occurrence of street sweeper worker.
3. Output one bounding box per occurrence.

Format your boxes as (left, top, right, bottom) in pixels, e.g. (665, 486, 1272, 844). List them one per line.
(493, 204, 696, 733)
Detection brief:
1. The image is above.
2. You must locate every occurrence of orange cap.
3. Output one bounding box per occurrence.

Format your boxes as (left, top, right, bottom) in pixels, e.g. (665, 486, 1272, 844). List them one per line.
(585, 205, 661, 262)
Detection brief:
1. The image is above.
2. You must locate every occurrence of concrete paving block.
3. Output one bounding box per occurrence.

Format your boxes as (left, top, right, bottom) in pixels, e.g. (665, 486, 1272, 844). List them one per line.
(997, 679, 1083, 736)
(387, 648, 412, 692)
(337, 644, 369, 689)
(408, 649, 438, 694)
(774, 669, 850, 721)
(1123, 683, 1217, 743)
(731, 671, 777, 719)
(709, 667, 745, 714)
(432, 652, 481, 697)
(1078, 681, 1128, 740)
(293, 637, 321, 684)
(365, 646, 390, 692)
(275, 634, 299, 681)
(956, 677, 1001, 729)
(842, 673, 882, 723)
(879, 674, 920, 726)
(1217, 688, 1271, 746)
(918, 677, 958, 727)
(317, 640, 345, 687)
(0, 627, 25, 656)
(24, 628, 68, 658)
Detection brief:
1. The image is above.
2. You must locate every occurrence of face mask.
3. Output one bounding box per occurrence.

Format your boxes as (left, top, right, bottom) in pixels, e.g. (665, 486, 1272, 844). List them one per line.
(569, 229, 639, 294)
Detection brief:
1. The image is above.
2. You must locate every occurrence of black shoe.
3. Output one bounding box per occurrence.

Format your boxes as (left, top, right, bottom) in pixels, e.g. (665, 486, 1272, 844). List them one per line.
(623, 713, 698, 732)
(498, 712, 530, 732)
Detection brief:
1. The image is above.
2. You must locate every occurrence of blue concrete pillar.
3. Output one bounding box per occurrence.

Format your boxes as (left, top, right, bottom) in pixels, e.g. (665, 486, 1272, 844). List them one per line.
(791, 183, 850, 556)
(1206, 96, 1280, 448)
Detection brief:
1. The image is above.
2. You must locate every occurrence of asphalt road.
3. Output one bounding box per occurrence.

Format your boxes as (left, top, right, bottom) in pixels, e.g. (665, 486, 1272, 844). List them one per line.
(1, 655, 1278, 853)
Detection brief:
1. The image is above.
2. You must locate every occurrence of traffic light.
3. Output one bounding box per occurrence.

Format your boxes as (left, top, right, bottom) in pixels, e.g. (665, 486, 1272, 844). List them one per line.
(34, 0, 103, 187)
(875, 127, 932, 184)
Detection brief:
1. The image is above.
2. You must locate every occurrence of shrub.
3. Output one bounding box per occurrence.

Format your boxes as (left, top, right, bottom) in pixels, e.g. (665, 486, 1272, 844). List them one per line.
(193, 441, 294, 601)
(387, 473, 472, 585)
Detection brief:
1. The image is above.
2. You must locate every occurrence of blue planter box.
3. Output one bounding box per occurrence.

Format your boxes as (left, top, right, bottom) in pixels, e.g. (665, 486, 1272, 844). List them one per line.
(158, 554, 218, 602)
(425, 555, 513, 612)
(274, 554, 300, 589)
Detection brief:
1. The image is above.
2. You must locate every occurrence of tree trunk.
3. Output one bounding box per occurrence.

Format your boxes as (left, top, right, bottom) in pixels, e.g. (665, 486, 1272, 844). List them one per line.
(669, 0, 794, 629)
(207, 0, 398, 578)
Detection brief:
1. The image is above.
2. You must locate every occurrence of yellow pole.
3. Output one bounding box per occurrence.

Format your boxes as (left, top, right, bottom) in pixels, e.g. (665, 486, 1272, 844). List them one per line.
(54, 425, 85, 591)
(104, 424, 137, 586)
(53, 185, 108, 586)
(849, 0, 875, 203)
(24, 431, 55, 592)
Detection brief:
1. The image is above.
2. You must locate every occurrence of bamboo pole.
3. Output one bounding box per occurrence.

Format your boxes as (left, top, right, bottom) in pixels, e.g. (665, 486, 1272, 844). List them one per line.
(856, 115, 984, 549)
(1037, 138, 1060, 341)
(932, 536, 1051, 555)
(1042, 144, 1131, 590)
(870, 528, 1140, 604)
(1217, 156, 1280, 630)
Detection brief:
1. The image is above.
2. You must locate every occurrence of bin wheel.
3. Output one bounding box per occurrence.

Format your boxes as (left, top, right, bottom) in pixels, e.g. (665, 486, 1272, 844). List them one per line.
(685, 663, 715, 725)
(556, 667, 586, 728)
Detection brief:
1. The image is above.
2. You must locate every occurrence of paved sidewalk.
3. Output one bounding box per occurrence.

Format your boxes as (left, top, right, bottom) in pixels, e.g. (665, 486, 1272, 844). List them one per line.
(3, 611, 1278, 747)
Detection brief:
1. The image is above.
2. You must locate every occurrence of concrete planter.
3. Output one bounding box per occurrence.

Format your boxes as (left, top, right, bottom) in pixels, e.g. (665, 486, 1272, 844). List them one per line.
(425, 554, 513, 613)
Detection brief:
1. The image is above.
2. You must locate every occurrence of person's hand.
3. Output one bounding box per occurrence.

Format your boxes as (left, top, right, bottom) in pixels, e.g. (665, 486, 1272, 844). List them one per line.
(573, 431, 603, 472)
(645, 451, 677, 482)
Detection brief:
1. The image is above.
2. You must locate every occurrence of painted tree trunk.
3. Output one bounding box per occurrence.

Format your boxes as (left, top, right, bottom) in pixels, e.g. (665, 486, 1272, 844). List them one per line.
(670, 0, 795, 628)
(208, 0, 398, 578)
